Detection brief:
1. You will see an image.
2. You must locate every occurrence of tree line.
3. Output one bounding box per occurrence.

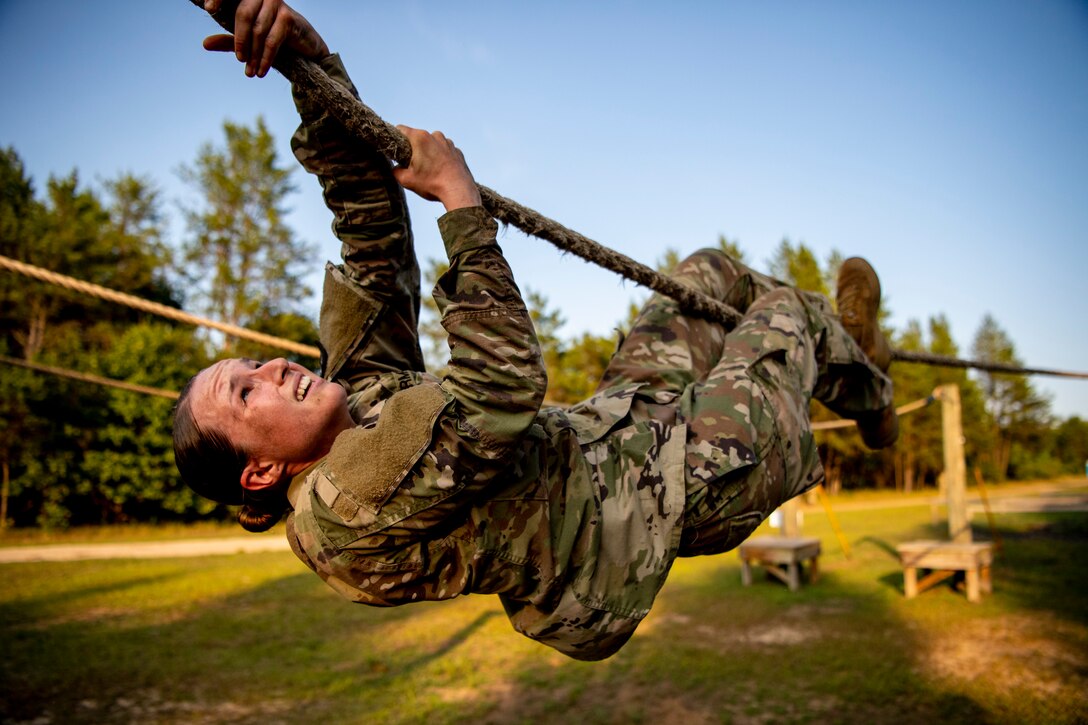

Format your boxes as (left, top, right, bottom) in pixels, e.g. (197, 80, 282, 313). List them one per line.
(1, 119, 1085, 527)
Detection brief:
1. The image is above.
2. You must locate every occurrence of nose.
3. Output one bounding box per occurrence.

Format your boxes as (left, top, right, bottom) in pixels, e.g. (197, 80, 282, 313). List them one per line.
(255, 358, 290, 382)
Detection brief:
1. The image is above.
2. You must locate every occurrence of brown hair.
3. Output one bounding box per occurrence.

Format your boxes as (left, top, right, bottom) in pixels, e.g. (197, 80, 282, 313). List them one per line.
(172, 373, 288, 533)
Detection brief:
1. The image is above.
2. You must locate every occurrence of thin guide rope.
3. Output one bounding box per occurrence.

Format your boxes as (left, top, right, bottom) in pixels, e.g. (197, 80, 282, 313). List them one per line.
(0, 355, 180, 400)
(810, 394, 935, 431)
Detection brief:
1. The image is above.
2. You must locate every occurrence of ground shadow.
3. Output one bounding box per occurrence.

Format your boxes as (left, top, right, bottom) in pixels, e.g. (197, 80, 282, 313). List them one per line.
(4, 512, 1086, 723)
(985, 512, 1088, 625)
(0, 557, 456, 723)
(0, 570, 182, 628)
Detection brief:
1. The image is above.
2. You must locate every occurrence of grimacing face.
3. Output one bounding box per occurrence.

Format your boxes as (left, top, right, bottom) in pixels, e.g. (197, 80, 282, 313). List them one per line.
(188, 358, 353, 482)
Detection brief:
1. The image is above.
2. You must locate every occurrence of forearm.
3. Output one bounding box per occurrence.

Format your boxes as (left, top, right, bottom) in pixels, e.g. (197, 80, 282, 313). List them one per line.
(289, 55, 415, 296)
(434, 207, 546, 450)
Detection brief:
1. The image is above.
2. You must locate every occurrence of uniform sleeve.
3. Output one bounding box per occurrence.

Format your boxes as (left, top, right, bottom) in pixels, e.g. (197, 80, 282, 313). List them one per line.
(433, 206, 547, 451)
(290, 54, 425, 378)
(289, 208, 547, 596)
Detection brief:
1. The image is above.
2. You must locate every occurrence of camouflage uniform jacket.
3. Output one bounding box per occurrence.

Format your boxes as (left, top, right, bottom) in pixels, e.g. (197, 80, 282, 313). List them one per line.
(284, 56, 686, 661)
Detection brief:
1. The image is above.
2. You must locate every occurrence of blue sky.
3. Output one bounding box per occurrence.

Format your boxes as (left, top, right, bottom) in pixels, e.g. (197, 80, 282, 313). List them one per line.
(1, 1, 1086, 418)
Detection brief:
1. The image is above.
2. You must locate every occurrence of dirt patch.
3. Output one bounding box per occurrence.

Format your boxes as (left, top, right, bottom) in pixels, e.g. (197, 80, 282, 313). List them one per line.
(647, 603, 836, 650)
(918, 613, 1088, 716)
(634, 692, 719, 725)
(739, 622, 816, 645)
(436, 680, 518, 706)
(13, 689, 297, 725)
(23, 605, 193, 631)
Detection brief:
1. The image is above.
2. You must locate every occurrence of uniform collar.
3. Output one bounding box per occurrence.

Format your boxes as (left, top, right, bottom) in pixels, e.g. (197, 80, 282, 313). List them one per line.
(286, 458, 326, 510)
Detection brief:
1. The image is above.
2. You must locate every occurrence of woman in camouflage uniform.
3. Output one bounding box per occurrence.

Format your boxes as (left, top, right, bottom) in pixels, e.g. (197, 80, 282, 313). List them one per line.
(174, 0, 897, 660)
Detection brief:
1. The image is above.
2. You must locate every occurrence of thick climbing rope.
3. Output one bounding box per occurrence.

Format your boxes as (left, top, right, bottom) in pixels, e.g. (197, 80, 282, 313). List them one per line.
(888, 349, 1088, 380)
(190, 0, 1088, 382)
(0, 254, 319, 359)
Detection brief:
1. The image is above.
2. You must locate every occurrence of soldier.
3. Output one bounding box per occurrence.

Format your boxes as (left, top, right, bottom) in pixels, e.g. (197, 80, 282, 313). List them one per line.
(174, 0, 898, 660)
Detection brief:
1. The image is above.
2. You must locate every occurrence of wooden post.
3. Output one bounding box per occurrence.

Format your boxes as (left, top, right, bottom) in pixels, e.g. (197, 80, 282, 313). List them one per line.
(740, 557, 753, 586)
(903, 563, 918, 599)
(780, 496, 801, 538)
(936, 384, 971, 543)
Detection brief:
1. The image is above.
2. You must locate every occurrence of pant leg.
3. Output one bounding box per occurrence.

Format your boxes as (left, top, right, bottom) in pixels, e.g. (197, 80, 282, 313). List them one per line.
(679, 286, 893, 555)
(595, 249, 780, 421)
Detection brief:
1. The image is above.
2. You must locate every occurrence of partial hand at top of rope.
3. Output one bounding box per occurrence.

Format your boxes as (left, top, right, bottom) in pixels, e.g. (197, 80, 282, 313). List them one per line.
(391, 126, 483, 212)
(198, 0, 328, 78)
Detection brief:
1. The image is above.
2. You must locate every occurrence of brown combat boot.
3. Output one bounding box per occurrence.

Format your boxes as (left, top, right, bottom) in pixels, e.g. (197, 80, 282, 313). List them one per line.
(836, 257, 891, 372)
(855, 404, 899, 449)
(837, 257, 898, 448)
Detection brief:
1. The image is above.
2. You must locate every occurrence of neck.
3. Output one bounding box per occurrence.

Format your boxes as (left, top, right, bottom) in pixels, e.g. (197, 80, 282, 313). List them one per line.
(285, 415, 353, 477)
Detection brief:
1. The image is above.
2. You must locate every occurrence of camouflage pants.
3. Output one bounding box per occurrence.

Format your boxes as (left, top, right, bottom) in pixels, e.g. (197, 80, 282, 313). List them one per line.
(596, 249, 893, 556)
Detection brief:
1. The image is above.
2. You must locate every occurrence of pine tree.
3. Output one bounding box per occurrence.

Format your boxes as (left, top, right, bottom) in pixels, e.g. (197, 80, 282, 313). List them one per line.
(179, 117, 315, 341)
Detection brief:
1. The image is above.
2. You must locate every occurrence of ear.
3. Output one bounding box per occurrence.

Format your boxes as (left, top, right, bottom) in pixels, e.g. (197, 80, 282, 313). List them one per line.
(240, 459, 287, 492)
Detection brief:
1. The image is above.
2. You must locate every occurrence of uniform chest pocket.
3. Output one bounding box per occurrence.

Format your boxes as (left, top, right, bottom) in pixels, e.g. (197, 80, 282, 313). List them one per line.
(309, 487, 425, 572)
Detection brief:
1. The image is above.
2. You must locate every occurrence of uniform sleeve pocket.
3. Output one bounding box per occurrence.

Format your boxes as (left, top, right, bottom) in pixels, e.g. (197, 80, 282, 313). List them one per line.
(319, 263, 383, 381)
(325, 383, 454, 521)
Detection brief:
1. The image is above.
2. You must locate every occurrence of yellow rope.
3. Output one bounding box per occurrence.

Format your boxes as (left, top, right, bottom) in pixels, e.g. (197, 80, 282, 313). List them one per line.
(0, 355, 179, 400)
(815, 484, 851, 559)
(0, 254, 320, 359)
(971, 467, 1004, 555)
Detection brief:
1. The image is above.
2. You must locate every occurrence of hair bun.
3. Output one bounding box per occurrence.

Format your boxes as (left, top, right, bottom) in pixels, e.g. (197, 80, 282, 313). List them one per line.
(238, 504, 282, 533)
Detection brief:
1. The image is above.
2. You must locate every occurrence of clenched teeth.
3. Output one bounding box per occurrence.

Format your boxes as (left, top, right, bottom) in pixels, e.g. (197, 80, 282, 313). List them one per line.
(296, 376, 312, 402)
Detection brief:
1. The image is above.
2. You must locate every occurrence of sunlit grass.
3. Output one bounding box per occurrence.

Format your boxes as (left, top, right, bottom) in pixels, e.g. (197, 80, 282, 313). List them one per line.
(0, 519, 270, 546)
(1, 485, 1085, 724)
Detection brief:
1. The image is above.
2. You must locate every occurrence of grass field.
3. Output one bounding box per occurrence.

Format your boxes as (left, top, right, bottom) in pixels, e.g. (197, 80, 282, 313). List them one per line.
(2, 485, 1086, 724)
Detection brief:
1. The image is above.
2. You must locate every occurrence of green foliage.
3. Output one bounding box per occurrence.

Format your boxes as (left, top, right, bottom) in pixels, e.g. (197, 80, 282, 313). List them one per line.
(527, 288, 566, 355)
(546, 333, 615, 405)
(768, 238, 834, 296)
(655, 247, 683, 274)
(419, 257, 451, 373)
(971, 314, 1052, 480)
(179, 117, 315, 333)
(883, 315, 988, 492)
(525, 287, 613, 405)
(1, 119, 324, 527)
(1053, 417, 1088, 474)
(716, 234, 746, 263)
(0, 147, 40, 272)
(80, 324, 216, 522)
(232, 309, 320, 366)
(0, 148, 215, 527)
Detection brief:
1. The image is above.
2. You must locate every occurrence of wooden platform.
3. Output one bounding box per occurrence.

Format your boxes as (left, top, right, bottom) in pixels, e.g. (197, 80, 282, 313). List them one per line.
(897, 540, 994, 603)
(738, 536, 821, 592)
